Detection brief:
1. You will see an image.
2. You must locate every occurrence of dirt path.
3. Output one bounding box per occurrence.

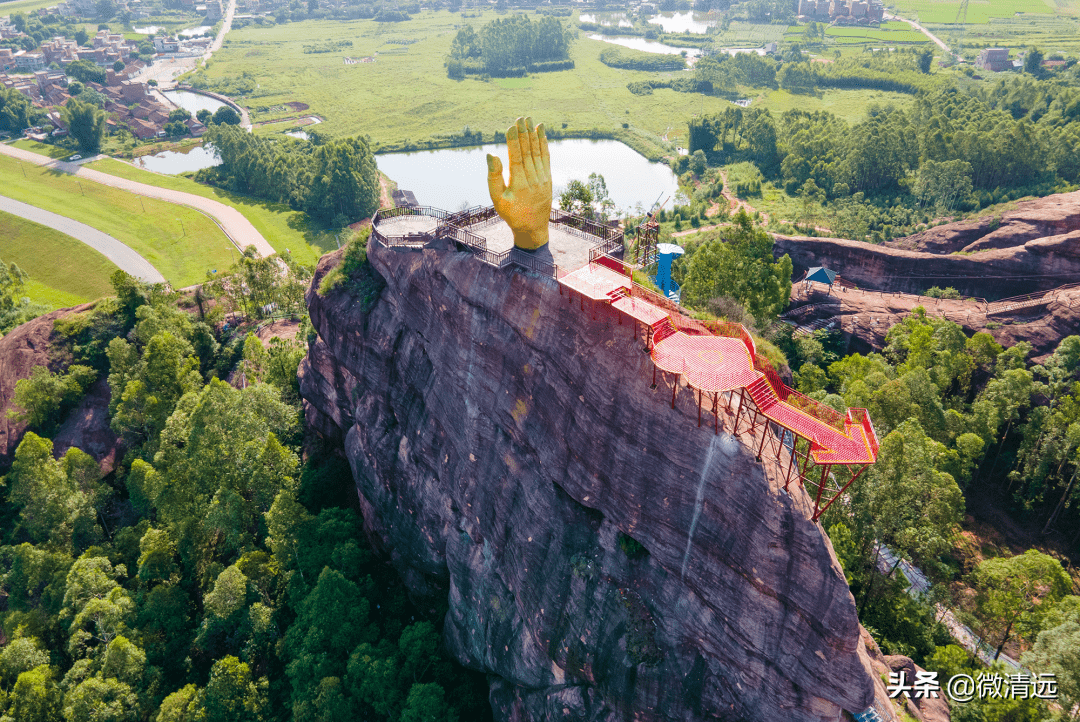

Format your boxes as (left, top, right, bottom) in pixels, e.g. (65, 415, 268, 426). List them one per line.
(670, 169, 769, 237)
(884, 11, 952, 54)
(378, 174, 394, 208)
(0, 143, 275, 258)
(0, 196, 165, 283)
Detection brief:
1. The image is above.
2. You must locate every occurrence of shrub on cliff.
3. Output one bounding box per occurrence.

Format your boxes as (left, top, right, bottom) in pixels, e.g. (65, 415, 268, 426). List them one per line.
(318, 226, 383, 310)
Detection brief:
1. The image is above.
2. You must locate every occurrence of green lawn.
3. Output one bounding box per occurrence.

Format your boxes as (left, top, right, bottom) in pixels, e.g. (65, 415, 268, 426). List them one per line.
(83, 158, 340, 267)
(0, 154, 235, 288)
(14, 139, 76, 159)
(196, 11, 917, 153)
(0, 211, 118, 308)
(0, 0, 65, 15)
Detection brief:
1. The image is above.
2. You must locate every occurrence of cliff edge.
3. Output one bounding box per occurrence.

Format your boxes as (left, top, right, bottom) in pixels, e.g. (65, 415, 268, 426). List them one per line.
(300, 241, 882, 721)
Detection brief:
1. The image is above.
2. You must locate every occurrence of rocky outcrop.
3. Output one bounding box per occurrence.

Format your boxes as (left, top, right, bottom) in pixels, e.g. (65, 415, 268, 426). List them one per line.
(301, 242, 888, 721)
(774, 232, 1080, 300)
(0, 304, 92, 469)
(887, 191, 1080, 254)
(52, 377, 121, 475)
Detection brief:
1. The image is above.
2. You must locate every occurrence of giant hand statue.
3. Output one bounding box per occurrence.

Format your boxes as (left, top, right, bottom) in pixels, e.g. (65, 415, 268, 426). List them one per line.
(486, 117, 552, 250)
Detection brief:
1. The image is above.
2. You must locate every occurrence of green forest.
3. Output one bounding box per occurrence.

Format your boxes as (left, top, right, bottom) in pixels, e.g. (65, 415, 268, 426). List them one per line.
(445, 14, 574, 78)
(196, 125, 381, 227)
(0, 266, 492, 722)
(680, 58, 1080, 241)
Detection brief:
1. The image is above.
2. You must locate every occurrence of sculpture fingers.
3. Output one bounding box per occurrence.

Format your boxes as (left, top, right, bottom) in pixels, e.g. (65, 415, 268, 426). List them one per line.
(535, 122, 551, 184)
(486, 154, 507, 206)
(524, 117, 543, 184)
(516, 117, 537, 186)
(506, 123, 525, 186)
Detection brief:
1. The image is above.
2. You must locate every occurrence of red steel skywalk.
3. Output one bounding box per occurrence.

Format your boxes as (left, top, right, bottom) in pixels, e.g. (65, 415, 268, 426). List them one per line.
(557, 256, 879, 521)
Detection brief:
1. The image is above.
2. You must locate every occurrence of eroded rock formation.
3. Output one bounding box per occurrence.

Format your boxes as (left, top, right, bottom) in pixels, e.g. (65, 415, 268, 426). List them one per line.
(301, 241, 887, 721)
(773, 189, 1080, 300)
(774, 232, 1080, 300)
(0, 303, 113, 470)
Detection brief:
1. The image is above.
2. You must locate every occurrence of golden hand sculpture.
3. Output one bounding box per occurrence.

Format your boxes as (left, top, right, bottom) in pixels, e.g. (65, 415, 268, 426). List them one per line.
(486, 116, 552, 250)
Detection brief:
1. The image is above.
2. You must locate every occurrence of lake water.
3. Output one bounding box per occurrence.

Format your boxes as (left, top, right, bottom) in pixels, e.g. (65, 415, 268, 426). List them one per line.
(134, 144, 221, 174)
(133, 25, 161, 33)
(179, 25, 213, 36)
(163, 89, 228, 115)
(375, 139, 679, 214)
(579, 12, 634, 27)
(587, 34, 701, 58)
(647, 11, 717, 34)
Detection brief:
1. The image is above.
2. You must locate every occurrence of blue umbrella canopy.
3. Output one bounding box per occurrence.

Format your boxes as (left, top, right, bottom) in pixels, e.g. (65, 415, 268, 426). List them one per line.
(805, 267, 837, 286)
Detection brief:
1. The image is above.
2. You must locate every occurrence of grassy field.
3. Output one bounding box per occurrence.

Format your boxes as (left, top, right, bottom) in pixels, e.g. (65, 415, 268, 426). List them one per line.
(823, 25, 931, 43)
(751, 87, 915, 123)
(0, 0, 65, 15)
(710, 21, 787, 47)
(0, 154, 235, 287)
(889, 0, 1068, 23)
(14, 139, 75, 159)
(934, 14, 1080, 56)
(0, 211, 118, 309)
(83, 158, 340, 267)
(198, 10, 916, 153)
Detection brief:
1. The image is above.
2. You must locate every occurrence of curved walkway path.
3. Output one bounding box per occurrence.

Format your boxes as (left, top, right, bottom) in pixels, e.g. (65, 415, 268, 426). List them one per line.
(0, 197, 165, 283)
(0, 143, 275, 258)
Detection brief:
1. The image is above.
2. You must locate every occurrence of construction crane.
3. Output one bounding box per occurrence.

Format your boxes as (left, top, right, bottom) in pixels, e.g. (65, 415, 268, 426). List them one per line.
(952, 0, 970, 63)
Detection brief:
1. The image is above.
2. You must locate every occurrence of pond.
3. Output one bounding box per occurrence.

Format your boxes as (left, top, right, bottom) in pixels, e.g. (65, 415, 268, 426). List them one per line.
(133, 25, 162, 34)
(163, 89, 228, 116)
(134, 143, 221, 174)
(179, 25, 213, 36)
(586, 34, 701, 58)
(647, 11, 718, 34)
(375, 139, 679, 215)
(579, 12, 634, 27)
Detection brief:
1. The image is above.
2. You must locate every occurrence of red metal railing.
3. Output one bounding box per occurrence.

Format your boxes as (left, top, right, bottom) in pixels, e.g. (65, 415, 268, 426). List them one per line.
(846, 408, 879, 457)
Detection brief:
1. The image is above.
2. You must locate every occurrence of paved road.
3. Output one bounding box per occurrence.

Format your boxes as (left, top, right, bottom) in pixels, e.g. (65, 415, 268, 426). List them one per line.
(884, 12, 952, 55)
(0, 196, 166, 283)
(0, 143, 275, 258)
(875, 543, 1023, 671)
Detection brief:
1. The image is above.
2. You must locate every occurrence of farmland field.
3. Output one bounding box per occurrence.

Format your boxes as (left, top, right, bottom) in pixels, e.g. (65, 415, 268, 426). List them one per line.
(197, 11, 917, 155)
(930, 13, 1080, 55)
(709, 22, 788, 47)
(888, 0, 1069, 24)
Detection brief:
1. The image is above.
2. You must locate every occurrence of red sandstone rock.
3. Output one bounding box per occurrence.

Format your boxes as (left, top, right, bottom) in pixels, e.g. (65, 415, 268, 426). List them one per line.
(888, 191, 1080, 255)
(301, 242, 889, 721)
(0, 304, 90, 468)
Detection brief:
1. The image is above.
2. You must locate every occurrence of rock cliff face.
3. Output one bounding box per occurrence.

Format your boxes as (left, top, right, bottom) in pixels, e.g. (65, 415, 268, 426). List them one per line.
(887, 190, 1080, 255)
(301, 242, 883, 721)
(0, 304, 102, 470)
(774, 232, 1080, 299)
(773, 190, 1080, 299)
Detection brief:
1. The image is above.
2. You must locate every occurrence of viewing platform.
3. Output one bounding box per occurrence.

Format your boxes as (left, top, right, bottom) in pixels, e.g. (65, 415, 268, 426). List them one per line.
(371, 205, 622, 276)
(557, 255, 880, 522)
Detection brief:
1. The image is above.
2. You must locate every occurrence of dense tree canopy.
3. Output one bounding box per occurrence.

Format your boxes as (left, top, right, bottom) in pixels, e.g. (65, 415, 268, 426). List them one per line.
(0, 273, 491, 722)
(203, 124, 379, 225)
(446, 14, 573, 77)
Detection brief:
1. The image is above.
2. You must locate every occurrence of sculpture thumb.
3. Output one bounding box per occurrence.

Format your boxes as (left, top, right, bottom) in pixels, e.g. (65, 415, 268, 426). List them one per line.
(486, 154, 506, 204)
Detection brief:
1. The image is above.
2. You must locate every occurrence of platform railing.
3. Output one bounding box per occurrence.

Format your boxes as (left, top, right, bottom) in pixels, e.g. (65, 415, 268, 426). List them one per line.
(510, 248, 559, 277)
(847, 408, 880, 456)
